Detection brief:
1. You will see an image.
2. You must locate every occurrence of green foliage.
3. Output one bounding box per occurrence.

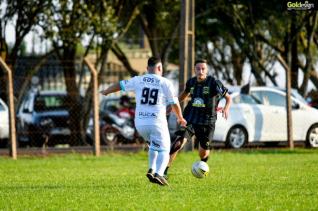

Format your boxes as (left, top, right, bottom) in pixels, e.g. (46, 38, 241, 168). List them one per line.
(40, 0, 118, 48)
(0, 149, 317, 210)
(137, 0, 180, 60)
(75, 42, 85, 56)
(1, 0, 50, 62)
(194, 0, 318, 88)
(17, 41, 28, 56)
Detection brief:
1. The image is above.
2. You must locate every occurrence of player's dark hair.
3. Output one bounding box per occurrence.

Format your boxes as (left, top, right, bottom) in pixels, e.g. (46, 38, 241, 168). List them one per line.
(195, 59, 207, 65)
(148, 56, 161, 67)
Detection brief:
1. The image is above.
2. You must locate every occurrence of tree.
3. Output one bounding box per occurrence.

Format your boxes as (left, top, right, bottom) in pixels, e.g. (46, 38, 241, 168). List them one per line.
(81, 0, 140, 139)
(39, 0, 140, 145)
(0, 0, 50, 102)
(38, 0, 111, 144)
(112, 0, 180, 70)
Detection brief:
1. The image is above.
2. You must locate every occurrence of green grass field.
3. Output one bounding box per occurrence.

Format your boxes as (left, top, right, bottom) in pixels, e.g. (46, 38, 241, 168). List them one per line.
(0, 149, 318, 210)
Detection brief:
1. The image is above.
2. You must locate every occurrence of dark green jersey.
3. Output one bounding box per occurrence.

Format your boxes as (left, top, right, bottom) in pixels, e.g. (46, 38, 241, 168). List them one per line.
(183, 76, 228, 125)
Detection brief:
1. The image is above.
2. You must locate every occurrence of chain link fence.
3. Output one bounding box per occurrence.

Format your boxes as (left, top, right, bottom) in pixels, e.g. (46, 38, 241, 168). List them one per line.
(0, 56, 147, 158)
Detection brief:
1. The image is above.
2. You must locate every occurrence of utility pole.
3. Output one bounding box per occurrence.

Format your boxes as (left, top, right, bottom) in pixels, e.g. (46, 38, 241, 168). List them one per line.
(179, 0, 195, 107)
(286, 57, 294, 149)
(286, 74, 294, 149)
(180, 0, 195, 151)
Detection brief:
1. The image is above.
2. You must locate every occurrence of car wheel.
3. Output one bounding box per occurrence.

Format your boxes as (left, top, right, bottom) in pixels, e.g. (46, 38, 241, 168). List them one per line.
(0, 139, 8, 148)
(28, 129, 45, 147)
(101, 126, 118, 145)
(306, 123, 318, 148)
(30, 135, 45, 147)
(85, 135, 94, 146)
(18, 140, 28, 148)
(225, 125, 247, 149)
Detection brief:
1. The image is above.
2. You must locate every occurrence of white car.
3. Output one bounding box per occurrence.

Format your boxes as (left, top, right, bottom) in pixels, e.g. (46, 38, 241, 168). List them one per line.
(167, 86, 318, 149)
(214, 86, 318, 148)
(0, 98, 9, 146)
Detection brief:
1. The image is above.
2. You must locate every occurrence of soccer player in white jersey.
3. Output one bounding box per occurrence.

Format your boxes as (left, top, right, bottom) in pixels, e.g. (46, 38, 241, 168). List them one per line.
(100, 57, 187, 186)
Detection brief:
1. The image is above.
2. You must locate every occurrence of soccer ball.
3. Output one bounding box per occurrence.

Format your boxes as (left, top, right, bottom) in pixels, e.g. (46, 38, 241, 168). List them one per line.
(191, 161, 209, 178)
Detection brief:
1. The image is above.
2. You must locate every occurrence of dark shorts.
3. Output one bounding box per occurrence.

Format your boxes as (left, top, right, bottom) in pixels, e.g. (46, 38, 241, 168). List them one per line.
(175, 123, 215, 150)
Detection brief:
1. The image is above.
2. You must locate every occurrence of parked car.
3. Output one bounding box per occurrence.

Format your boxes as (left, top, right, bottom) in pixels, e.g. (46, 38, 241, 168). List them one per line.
(0, 98, 9, 147)
(17, 90, 71, 147)
(276, 87, 309, 105)
(214, 86, 318, 148)
(168, 86, 318, 149)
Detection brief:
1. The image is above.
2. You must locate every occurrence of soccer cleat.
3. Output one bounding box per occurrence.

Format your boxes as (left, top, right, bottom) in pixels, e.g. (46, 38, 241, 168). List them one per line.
(153, 173, 169, 186)
(146, 169, 155, 183)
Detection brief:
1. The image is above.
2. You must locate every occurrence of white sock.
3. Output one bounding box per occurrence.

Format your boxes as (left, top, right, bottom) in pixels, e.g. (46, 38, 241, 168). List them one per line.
(156, 150, 169, 176)
(148, 149, 158, 171)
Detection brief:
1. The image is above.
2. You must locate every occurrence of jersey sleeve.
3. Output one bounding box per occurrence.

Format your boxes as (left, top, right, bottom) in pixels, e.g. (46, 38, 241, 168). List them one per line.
(215, 80, 228, 98)
(119, 76, 138, 92)
(163, 80, 178, 105)
(184, 78, 192, 93)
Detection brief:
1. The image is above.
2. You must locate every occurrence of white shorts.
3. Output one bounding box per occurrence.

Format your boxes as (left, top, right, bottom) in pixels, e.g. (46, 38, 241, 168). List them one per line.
(136, 124, 171, 152)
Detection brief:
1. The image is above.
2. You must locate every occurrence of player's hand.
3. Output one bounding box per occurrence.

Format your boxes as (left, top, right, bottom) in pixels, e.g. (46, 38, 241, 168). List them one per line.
(100, 90, 108, 96)
(178, 118, 187, 127)
(222, 107, 229, 120)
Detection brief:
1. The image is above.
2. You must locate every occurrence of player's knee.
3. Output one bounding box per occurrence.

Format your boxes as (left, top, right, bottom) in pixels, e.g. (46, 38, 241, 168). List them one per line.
(199, 139, 212, 150)
(170, 137, 185, 154)
(170, 142, 182, 154)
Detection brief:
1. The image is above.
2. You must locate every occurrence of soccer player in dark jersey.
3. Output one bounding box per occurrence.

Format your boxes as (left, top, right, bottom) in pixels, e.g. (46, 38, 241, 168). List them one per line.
(164, 59, 232, 179)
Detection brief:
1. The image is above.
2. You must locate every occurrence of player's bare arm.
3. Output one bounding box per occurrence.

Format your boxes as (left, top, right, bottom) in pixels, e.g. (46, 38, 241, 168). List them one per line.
(100, 83, 121, 96)
(178, 90, 190, 102)
(222, 93, 232, 120)
(171, 102, 187, 127)
(166, 89, 189, 115)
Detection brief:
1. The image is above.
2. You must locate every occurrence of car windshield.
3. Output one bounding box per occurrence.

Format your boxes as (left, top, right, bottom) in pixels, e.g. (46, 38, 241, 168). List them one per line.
(34, 95, 68, 111)
(275, 87, 307, 104)
(291, 90, 307, 104)
(232, 93, 261, 104)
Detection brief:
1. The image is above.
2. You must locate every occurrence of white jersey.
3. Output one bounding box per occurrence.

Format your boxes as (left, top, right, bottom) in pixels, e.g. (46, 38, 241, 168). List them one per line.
(119, 73, 178, 127)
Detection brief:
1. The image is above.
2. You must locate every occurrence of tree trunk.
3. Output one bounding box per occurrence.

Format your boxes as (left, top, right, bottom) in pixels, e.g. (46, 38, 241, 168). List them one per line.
(231, 46, 245, 85)
(299, 12, 318, 95)
(250, 59, 265, 86)
(111, 42, 138, 77)
(309, 69, 318, 89)
(290, 14, 299, 89)
(62, 47, 84, 146)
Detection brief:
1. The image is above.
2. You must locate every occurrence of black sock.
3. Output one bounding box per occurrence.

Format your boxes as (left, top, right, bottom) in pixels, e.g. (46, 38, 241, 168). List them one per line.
(164, 167, 169, 175)
(201, 157, 209, 162)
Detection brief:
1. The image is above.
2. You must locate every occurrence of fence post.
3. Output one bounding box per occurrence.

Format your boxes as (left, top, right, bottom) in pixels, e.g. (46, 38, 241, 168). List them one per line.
(0, 58, 17, 159)
(83, 58, 100, 156)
